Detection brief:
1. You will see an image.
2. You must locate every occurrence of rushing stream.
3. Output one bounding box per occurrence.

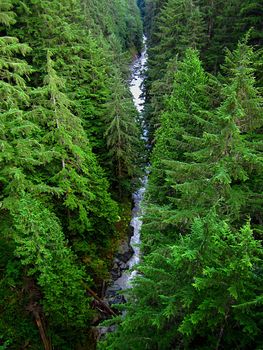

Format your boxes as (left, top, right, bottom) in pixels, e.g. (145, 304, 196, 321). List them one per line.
(97, 35, 148, 341)
(103, 36, 148, 306)
(114, 36, 148, 291)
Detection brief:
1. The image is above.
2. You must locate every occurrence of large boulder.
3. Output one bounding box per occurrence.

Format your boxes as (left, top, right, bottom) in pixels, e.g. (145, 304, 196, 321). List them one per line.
(116, 240, 134, 263)
(111, 262, 121, 280)
(105, 283, 126, 305)
(111, 258, 130, 281)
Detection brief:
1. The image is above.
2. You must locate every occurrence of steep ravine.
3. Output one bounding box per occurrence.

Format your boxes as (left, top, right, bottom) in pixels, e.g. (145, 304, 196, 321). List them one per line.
(98, 36, 148, 335)
(107, 36, 148, 293)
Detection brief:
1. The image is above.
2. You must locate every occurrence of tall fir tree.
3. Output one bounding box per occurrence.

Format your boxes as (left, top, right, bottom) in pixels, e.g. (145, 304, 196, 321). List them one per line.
(0, 2, 43, 348)
(104, 70, 143, 198)
(145, 0, 206, 139)
(143, 49, 212, 249)
(143, 40, 263, 253)
(30, 52, 118, 277)
(1, 0, 144, 348)
(10, 0, 143, 194)
(99, 216, 263, 350)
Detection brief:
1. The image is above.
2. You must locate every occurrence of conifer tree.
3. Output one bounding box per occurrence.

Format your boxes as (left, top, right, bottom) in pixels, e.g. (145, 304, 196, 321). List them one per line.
(1, 0, 144, 348)
(144, 40, 263, 249)
(81, 0, 143, 53)
(0, 0, 34, 186)
(0, 0, 45, 236)
(7, 195, 92, 328)
(143, 0, 168, 41)
(143, 49, 212, 247)
(30, 52, 118, 274)
(145, 0, 205, 138)
(104, 70, 142, 198)
(11, 0, 143, 192)
(198, 0, 239, 72)
(237, 0, 263, 51)
(177, 39, 263, 225)
(198, 0, 263, 73)
(0, 3, 65, 347)
(100, 216, 263, 350)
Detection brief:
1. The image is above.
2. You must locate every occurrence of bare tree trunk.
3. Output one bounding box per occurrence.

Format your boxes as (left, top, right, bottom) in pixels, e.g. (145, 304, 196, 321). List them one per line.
(208, 0, 214, 40)
(215, 309, 230, 350)
(101, 280, 106, 298)
(33, 311, 52, 350)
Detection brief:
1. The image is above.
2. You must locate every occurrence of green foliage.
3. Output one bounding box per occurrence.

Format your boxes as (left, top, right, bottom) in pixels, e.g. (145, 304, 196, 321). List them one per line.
(0, 228, 42, 349)
(143, 40, 263, 253)
(144, 0, 263, 140)
(104, 70, 143, 197)
(82, 0, 143, 52)
(2, 0, 263, 348)
(142, 49, 213, 249)
(100, 216, 263, 350)
(0, 0, 43, 202)
(144, 0, 206, 139)
(30, 52, 119, 237)
(10, 0, 143, 196)
(101, 22, 263, 350)
(0, 0, 144, 348)
(6, 195, 92, 328)
(143, 0, 167, 40)
(148, 49, 210, 201)
(0, 4, 50, 347)
(199, 0, 263, 73)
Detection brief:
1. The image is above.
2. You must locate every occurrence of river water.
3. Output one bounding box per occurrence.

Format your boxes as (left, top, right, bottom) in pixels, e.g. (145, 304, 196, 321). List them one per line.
(104, 37, 148, 302)
(114, 36, 148, 292)
(115, 37, 150, 290)
(97, 36, 148, 340)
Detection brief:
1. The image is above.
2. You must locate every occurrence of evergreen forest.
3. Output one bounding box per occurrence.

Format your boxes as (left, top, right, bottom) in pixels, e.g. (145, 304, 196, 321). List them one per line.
(0, 0, 262, 349)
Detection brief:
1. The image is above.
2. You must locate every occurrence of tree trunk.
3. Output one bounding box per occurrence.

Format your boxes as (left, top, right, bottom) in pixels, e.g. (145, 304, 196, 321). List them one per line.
(85, 285, 117, 316)
(33, 311, 52, 350)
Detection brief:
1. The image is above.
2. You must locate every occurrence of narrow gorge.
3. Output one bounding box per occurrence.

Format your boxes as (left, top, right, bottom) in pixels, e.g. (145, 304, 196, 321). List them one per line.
(99, 36, 148, 332)
(1, 1, 262, 349)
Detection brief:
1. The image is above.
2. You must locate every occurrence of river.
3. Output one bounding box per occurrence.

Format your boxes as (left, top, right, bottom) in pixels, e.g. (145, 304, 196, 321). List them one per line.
(113, 37, 147, 293)
(113, 36, 148, 291)
(101, 36, 148, 315)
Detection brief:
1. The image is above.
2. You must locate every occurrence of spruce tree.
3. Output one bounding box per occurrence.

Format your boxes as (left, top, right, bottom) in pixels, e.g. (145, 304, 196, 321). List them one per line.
(145, 0, 206, 138)
(198, 0, 263, 73)
(7, 194, 92, 328)
(104, 70, 142, 198)
(0, 3, 57, 347)
(100, 216, 263, 350)
(11, 0, 143, 193)
(143, 49, 212, 248)
(0, 0, 144, 348)
(30, 52, 118, 275)
(237, 0, 263, 48)
(144, 40, 263, 249)
(0, 0, 41, 232)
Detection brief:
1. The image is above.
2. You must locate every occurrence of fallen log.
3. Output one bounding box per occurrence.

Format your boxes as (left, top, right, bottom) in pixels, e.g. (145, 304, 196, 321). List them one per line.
(85, 285, 117, 317)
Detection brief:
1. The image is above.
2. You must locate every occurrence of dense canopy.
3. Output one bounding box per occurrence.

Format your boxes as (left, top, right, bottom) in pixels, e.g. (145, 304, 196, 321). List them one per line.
(0, 0, 262, 349)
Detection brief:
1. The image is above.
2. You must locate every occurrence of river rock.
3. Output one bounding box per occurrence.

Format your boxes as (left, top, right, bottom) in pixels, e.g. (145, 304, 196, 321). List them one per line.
(127, 224, 134, 239)
(105, 283, 122, 297)
(105, 283, 126, 305)
(109, 293, 126, 305)
(98, 325, 117, 339)
(116, 240, 134, 263)
(119, 261, 129, 270)
(111, 262, 121, 280)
